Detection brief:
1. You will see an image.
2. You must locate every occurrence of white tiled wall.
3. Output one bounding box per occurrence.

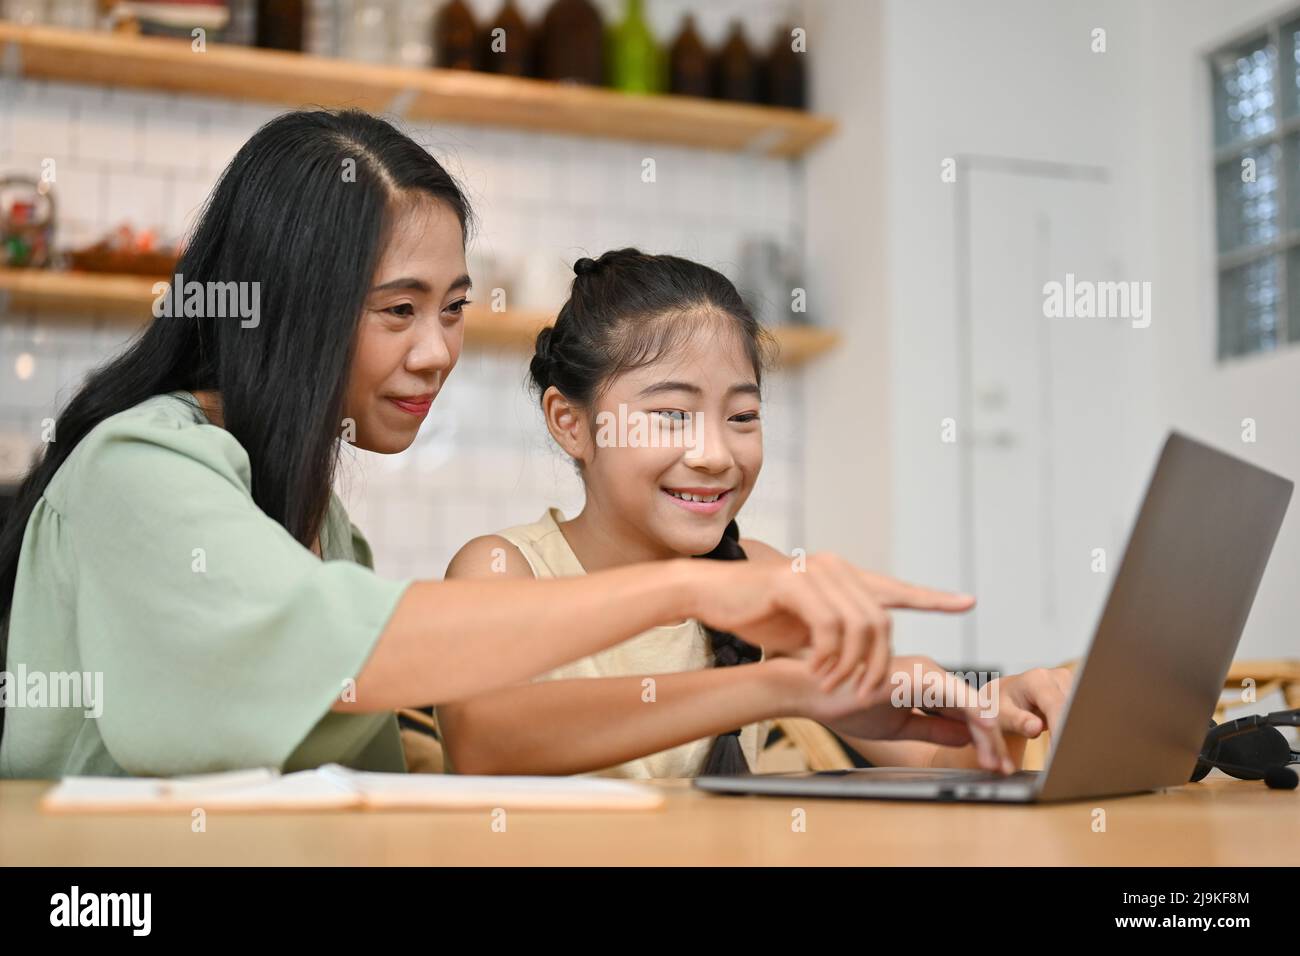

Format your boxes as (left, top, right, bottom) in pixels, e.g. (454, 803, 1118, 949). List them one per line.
(0, 7, 810, 580)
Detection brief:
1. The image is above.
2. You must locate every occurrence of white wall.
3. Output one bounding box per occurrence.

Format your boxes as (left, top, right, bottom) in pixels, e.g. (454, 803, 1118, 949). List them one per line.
(1137, 0, 1300, 663)
(802, 0, 893, 572)
(808, 0, 1300, 668)
(880, 0, 1156, 669)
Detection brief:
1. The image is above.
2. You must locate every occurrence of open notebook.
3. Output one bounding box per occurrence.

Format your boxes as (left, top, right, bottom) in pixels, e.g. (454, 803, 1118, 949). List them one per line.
(42, 764, 666, 813)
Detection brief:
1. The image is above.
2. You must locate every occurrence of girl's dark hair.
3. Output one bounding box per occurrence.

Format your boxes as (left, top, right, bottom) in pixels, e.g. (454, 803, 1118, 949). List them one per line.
(696, 520, 765, 776)
(529, 248, 769, 775)
(0, 109, 471, 726)
(529, 248, 772, 408)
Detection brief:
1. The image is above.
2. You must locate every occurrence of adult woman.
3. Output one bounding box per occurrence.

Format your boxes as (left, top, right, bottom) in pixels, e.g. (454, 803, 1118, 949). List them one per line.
(0, 111, 991, 779)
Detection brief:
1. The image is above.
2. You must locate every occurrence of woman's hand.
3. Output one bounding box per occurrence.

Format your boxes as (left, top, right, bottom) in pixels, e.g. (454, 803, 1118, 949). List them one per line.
(771, 654, 1017, 775)
(689, 554, 974, 694)
(984, 666, 1074, 739)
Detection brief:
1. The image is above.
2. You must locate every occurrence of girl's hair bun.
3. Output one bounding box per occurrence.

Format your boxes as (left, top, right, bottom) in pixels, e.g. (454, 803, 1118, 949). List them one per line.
(530, 325, 555, 390)
(531, 247, 768, 406)
(534, 325, 556, 365)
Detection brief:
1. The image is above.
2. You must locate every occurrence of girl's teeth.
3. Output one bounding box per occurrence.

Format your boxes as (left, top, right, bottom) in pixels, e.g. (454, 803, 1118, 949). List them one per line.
(669, 491, 722, 503)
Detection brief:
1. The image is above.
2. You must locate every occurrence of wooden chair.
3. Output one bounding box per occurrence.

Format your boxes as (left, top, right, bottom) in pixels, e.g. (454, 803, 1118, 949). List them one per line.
(758, 718, 856, 772)
(1217, 659, 1300, 717)
(396, 708, 445, 774)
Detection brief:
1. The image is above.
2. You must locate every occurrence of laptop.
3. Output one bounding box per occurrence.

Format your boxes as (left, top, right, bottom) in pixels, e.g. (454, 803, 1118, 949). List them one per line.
(696, 432, 1293, 803)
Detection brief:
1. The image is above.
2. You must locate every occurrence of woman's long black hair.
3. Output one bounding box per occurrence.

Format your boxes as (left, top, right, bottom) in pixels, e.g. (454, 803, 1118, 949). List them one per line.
(0, 109, 471, 702)
(529, 248, 773, 776)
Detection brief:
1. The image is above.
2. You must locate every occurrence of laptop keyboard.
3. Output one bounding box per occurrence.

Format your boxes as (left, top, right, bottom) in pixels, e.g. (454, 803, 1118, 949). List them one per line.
(811, 768, 1040, 784)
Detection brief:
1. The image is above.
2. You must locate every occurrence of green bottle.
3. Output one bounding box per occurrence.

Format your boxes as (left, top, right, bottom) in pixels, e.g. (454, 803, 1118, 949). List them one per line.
(607, 0, 660, 93)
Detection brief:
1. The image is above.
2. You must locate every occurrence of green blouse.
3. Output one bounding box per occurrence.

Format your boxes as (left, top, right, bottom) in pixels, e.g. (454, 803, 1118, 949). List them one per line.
(0, 391, 411, 779)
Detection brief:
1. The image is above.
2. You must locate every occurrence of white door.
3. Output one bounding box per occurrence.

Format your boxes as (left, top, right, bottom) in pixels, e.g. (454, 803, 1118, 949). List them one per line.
(964, 163, 1134, 673)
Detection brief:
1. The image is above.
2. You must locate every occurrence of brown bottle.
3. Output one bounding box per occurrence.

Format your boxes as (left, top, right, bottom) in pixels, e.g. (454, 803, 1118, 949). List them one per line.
(538, 0, 604, 86)
(714, 22, 760, 103)
(764, 23, 807, 109)
(669, 13, 712, 98)
(435, 0, 479, 71)
(256, 0, 304, 52)
(481, 0, 534, 77)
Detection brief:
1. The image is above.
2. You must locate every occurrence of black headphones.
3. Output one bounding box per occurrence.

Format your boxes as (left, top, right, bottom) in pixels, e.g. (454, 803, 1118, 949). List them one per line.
(1190, 708, 1300, 790)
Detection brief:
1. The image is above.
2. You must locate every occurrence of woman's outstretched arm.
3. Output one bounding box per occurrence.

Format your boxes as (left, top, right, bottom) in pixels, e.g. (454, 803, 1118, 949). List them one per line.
(336, 553, 702, 711)
(336, 532, 975, 714)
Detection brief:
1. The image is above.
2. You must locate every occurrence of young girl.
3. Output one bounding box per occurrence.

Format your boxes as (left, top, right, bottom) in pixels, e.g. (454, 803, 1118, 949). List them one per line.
(438, 249, 1071, 778)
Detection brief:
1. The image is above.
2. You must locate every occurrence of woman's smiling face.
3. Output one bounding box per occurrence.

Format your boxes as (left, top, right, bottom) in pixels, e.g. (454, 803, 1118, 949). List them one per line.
(552, 314, 764, 558)
(344, 196, 470, 454)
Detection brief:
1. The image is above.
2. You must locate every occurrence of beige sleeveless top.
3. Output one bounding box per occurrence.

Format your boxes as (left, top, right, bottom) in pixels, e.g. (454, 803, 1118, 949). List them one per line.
(492, 508, 769, 779)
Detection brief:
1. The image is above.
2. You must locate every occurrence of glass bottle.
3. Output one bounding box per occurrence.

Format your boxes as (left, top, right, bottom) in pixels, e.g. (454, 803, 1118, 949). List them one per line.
(395, 0, 437, 68)
(480, 0, 533, 77)
(346, 0, 390, 64)
(714, 21, 759, 104)
(668, 13, 711, 98)
(764, 22, 807, 109)
(256, 0, 305, 52)
(538, 0, 603, 86)
(434, 0, 478, 71)
(608, 0, 659, 93)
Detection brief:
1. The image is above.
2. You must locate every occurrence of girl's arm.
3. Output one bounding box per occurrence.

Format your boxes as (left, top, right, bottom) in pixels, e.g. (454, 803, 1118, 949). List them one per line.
(439, 659, 805, 775)
(440, 651, 1008, 776)
(434, 535, 797, 773)
(436, 538, 1010, 776)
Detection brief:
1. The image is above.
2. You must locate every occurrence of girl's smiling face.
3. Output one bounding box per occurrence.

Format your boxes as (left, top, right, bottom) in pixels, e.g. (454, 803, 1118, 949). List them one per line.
(546, 314, 764, 558)
(344, 196, 471, 454)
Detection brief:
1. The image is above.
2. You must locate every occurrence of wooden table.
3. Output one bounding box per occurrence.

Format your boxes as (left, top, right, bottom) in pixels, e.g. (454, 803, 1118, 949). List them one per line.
(1, 776, 1295, 866)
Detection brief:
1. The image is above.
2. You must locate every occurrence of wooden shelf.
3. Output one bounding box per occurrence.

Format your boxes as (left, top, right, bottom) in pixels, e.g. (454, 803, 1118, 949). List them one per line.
(0, 268, 839, 367)
(0, 24, 836, 158)
(764, 323, 842, 367)
(0, 267, 160, 314)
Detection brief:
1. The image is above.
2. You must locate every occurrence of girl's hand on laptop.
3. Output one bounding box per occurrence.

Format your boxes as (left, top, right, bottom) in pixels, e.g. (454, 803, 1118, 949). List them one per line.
(984, 667, 1074, 739)
(772, 654, 1016, 775)
(693, 554, 974, 696)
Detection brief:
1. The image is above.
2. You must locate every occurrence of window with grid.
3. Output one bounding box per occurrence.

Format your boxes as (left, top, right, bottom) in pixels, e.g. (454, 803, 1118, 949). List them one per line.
(1210, 12, 1300, 359)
